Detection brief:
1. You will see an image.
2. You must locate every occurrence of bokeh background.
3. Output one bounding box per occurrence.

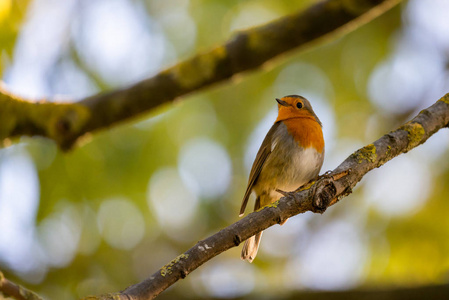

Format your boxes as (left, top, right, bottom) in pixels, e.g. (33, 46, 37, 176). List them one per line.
(1, 0, 449, 299)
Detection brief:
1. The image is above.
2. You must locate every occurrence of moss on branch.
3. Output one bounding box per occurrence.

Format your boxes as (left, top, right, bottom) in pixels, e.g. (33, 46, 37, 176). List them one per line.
(108, 95, 449, 300)
(0, 88, 90, 148)
(0, 271, 44, 300)
(0, 0, 401, 150)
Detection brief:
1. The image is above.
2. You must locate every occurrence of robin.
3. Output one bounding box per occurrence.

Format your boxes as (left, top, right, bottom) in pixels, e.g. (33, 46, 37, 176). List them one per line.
(240, 95, 325, 262)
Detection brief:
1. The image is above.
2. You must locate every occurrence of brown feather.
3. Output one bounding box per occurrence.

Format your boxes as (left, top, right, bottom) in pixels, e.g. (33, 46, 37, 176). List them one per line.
(241, 197, 262, 262)
(239, 95, 325, 263)
(239, 122, 280, 216)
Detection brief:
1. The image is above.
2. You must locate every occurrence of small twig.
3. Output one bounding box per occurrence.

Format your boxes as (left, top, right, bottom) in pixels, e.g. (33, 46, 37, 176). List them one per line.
(0, 271, 44, 300)
(82, 95, 449, 300)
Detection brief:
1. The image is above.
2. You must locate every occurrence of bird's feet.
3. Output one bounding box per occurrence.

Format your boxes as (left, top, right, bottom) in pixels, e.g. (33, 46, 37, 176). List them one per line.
(275, 188, 295, 198)
(275, 173, 326, 199)
(277, 170, 351, 213)
(317, 170, 333, 180)
(312, 169, 351, 212)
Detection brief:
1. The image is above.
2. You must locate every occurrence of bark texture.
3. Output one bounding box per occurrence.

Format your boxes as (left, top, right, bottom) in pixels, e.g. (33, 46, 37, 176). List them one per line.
(81, 95, 449, 300)
(0, 0, 401, 150)
(0, 271, 43, 300)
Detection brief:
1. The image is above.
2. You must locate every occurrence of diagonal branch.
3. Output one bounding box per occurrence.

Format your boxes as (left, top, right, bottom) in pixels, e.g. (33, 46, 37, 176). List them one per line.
(0, 0, 401, 150)
(0, 271, 43, 300)
(82, 95, 449, 300)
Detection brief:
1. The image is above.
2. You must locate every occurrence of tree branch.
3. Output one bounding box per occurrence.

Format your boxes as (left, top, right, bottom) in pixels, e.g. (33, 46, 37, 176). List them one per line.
(0, 271, 43, 300)
(0, 0, 401, 150)
(82, 95, 449, 299)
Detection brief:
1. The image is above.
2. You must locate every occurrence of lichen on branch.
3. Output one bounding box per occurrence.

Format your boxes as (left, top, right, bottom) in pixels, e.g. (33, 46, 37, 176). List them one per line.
(0, 271, 43, 300)
(88, 94, 449, 300)
(0, 0, 401, 150)
(0, 87, 90, 148)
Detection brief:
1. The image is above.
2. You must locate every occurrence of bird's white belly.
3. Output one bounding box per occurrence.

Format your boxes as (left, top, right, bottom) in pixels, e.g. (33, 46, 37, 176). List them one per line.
(278, 147, 321, 188)
(254, 122, 324, 202)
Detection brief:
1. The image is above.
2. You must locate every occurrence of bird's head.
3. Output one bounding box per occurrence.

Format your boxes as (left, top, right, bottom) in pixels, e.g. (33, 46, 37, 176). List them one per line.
(275, 95, 322, 126)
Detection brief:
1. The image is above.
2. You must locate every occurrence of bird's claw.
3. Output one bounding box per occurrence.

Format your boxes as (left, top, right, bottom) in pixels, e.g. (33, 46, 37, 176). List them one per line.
(316, 170, 332, 181)
(323, 170, 333, 176)
(276, 189, 295, 198)
(318, 169, 350, 181)
(276, 169, 351, 212)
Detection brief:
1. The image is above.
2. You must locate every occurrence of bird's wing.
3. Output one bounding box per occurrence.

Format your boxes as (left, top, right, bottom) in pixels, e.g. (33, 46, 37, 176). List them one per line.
(240, 122, 280, 216)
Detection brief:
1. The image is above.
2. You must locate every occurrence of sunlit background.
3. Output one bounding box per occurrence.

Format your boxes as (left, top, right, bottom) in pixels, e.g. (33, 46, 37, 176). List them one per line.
(1, 0, 449, 299)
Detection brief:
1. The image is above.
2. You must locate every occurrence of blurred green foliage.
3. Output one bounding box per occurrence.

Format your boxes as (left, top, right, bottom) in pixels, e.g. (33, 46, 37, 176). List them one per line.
(1, 0, 449, 300)
(0, 0, 30, 77)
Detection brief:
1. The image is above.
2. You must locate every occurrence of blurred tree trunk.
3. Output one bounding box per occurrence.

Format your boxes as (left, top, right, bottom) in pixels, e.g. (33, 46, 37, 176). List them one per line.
(0, 0, 401, 150)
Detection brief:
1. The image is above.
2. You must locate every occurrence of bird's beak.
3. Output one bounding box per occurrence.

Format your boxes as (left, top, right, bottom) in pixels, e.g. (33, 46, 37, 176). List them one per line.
(276, 98, 289, 106)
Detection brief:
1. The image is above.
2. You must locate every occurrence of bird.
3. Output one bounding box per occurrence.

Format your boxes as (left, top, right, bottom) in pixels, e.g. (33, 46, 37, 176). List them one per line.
(240, 95, 325, 263)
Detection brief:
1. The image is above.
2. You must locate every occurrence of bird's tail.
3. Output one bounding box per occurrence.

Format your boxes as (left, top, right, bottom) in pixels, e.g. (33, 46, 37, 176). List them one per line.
(241, 231, 263, 263)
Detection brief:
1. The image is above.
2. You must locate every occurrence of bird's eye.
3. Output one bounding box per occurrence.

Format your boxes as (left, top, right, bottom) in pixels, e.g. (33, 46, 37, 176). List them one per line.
(296, 102, 303, 109)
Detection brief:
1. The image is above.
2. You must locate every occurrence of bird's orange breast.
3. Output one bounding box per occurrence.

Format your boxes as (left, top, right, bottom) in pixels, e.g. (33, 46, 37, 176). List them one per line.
(282, 117, 324, 153)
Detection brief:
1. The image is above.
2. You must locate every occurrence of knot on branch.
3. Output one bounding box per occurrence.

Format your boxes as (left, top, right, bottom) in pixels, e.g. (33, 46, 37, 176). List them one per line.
(233, 234, 241, 246)
(312, 178, 336, 213)
(311, 170, 352, 213)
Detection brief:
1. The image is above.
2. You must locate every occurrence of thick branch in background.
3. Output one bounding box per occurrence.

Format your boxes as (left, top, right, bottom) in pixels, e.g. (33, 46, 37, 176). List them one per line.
(0, 0, 401, 150)
(81, 95, 449, 300)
